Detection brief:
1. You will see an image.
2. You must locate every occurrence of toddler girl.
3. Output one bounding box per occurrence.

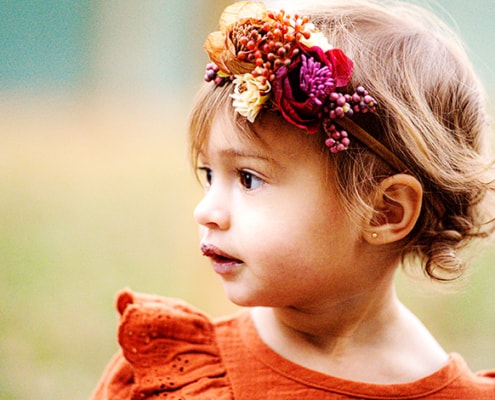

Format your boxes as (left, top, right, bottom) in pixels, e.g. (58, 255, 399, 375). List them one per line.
(91, 1, 495, 398)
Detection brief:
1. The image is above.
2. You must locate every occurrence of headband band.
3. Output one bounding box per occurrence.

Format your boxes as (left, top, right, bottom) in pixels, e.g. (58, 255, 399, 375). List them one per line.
(203, 1, 407, 171)
(337, 118, 409, 172)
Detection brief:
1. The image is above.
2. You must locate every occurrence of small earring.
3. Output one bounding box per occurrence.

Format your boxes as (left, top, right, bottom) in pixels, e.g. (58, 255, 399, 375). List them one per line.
(371, 232, 378, 239)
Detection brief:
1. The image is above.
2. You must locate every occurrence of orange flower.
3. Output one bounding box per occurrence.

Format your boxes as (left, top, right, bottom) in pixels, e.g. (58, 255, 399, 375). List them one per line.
(204, 2, 268, 75)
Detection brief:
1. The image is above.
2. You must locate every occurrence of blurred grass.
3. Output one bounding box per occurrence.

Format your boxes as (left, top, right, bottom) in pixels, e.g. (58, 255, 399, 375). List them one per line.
(1, 92, 494, 400)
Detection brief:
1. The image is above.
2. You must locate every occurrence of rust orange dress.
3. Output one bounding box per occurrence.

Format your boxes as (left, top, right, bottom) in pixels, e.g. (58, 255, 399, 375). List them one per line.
(90, 290, 495, 399)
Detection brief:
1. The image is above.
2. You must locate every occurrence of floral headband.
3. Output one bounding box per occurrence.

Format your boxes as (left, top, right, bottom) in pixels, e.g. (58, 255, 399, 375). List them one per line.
(203, 2, 407, 170)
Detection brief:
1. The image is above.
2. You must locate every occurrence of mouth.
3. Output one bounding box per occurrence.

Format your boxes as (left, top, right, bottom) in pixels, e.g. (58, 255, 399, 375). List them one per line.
(200, 243, 243, 275)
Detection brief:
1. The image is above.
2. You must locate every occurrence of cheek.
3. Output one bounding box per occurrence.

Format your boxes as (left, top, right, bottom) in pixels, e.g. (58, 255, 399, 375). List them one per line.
(238, 204, 337, 265)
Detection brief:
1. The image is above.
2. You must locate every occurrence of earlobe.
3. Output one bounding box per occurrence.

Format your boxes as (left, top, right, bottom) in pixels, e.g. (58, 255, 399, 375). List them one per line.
(365, 174, 423, 245)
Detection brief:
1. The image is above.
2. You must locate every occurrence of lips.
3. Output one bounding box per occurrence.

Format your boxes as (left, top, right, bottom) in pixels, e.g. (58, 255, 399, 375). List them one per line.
(200, 243, 243, 275)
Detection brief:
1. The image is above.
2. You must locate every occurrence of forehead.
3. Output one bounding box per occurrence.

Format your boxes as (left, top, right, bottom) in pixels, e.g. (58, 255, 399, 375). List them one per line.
(188, 83, 331, 171)
(202, 106, 322, 163)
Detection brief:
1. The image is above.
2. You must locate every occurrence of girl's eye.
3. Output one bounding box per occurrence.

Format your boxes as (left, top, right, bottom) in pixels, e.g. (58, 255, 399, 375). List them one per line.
(238, 170, 264, 190)
(198, 167, 213, 187)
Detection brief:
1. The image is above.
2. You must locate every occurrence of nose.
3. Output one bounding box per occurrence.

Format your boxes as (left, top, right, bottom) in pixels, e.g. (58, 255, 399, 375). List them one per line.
(193, 188, 231, 230)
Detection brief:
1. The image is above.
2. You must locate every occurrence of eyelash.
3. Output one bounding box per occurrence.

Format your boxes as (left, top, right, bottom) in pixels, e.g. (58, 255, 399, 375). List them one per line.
(197, 167, 264, 190)
(198, 167, 213, 187)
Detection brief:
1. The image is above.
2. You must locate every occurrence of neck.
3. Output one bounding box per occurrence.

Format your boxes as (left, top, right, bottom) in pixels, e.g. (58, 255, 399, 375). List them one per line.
(251, 277, 448, 383)
(253, 276, 399, 353)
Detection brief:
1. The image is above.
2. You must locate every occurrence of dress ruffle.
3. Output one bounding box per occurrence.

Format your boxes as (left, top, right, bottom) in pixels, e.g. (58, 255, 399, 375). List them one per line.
(92, 289, 233, 400)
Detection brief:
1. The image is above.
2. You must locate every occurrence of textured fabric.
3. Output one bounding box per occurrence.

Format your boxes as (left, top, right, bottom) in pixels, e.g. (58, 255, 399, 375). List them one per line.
(91, 290, 233, 400)
(90, 290, 495, 399)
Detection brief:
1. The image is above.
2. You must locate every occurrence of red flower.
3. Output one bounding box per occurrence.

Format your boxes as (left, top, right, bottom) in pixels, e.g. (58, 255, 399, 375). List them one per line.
(272, 44, 353, 133)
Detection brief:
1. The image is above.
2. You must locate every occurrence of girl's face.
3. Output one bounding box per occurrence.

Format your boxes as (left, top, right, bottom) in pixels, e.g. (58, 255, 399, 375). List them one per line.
(194, 109, 377, 310)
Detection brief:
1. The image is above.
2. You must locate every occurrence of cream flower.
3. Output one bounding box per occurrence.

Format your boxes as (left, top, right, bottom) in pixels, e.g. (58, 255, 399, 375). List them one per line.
(231, 74, 271, 122)
(299, 23, 333, 51)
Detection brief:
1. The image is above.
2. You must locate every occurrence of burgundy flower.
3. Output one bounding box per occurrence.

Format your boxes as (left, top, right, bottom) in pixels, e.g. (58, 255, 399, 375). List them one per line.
(272, 44, 354, 133)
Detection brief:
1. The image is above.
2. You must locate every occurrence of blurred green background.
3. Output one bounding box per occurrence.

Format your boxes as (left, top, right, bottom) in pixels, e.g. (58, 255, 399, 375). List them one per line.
(1, 1, 494, 399)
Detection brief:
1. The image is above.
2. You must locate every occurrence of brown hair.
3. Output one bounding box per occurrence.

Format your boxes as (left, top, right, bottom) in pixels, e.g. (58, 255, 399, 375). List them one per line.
(188, 0, 495, 281)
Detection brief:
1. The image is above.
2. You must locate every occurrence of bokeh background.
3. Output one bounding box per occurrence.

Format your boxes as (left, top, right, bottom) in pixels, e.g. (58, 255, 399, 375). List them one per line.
(1, 1, 494, 399)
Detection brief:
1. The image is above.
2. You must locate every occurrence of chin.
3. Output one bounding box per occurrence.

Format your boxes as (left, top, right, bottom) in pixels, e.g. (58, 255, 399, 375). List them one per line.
(225, 293, 258, 308)
(223, 286, 280, 308)
(222, 286, 261, 308)
(220, 275, 287, 307)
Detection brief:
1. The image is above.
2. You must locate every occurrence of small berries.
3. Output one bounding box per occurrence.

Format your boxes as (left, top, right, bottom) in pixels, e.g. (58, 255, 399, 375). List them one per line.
(324, 122, 350, 153)
(336, 96, 346, 107)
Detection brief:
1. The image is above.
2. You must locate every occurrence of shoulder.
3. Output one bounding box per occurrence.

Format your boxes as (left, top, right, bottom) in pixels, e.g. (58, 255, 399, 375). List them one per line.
(439, 354, 495, 399)
(115, 289, 216, 346)
(90, 289, 234, 400)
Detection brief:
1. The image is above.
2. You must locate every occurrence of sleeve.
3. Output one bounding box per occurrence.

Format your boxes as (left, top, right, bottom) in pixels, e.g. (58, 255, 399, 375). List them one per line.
(89, 289, 233, 400)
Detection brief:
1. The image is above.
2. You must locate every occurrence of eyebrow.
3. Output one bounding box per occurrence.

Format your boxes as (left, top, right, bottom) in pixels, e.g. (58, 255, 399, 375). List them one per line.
(198, 146, 285, 172)
(218, 148, 275, 162)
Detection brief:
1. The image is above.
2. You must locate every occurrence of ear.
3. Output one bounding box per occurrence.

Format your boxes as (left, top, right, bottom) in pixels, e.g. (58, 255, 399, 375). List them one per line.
(364, 174, 423, 245)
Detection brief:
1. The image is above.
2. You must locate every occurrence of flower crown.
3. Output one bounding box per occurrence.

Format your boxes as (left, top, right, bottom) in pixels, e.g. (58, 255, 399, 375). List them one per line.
(203, 1, 381, 155)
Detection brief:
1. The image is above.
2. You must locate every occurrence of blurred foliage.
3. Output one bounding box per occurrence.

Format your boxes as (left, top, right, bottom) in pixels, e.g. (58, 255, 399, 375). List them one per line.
(1, 1, 494, 399)
(1, 96, 239, 399)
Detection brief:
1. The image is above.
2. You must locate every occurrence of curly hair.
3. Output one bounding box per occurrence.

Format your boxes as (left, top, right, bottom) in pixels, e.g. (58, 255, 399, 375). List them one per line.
(189, 0, 495, 282)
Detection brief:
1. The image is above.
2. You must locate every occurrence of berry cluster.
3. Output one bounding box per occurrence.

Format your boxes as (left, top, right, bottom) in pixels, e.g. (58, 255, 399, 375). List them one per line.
(248, 11, 310, 82)
(205, 63, 231, 86)
(323, 121, 350, 154)
(326, 86, 377, 120)
(323, 87, 377, 152)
